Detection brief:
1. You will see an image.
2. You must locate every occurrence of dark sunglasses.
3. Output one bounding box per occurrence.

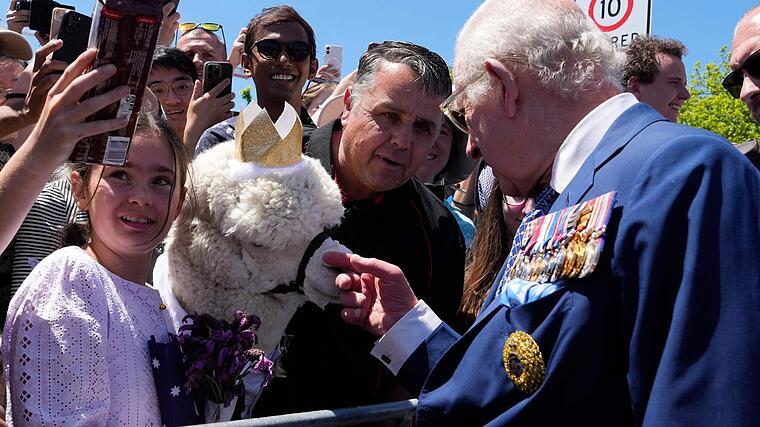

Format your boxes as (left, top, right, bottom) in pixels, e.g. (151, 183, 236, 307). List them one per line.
(253, 39, 313, 63)
(722, 49, 760, 99)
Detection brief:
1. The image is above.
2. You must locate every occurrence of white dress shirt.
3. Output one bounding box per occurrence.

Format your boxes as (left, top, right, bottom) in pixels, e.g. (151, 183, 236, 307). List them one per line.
(372, 93, 640, 374)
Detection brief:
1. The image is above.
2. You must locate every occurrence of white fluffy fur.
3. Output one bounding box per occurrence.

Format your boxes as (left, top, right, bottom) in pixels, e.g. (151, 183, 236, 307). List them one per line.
(165, 142, 347, 354)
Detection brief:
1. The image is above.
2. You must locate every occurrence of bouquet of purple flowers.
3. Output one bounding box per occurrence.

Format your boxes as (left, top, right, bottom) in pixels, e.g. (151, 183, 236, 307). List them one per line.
(178, 310, 274, 409)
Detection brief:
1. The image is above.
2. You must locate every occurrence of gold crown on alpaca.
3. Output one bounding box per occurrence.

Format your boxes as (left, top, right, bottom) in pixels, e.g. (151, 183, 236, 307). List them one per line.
(234, 101, 302, 167)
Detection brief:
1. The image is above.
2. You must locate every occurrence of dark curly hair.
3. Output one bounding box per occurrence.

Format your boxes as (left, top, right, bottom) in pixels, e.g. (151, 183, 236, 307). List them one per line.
(622, 35, 687, 86)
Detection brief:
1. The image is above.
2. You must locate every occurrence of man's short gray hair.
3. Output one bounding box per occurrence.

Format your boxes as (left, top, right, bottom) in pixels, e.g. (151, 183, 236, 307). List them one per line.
(455, 0, 624, 102)
(735, 5, 760, 39)
(350, 41, 452, 107)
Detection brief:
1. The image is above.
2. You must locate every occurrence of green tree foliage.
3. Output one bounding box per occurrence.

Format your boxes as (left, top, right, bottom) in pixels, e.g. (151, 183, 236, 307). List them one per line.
(678, 46, 760, 144)
(240, 86, 252, 105)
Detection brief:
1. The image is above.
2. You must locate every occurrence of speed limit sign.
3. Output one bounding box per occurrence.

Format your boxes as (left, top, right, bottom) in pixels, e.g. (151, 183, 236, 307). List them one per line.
(575, 0, 652, 48)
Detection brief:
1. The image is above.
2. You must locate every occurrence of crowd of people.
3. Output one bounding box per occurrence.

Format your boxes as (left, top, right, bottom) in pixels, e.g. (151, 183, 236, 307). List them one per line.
(0, 0, 759, 425)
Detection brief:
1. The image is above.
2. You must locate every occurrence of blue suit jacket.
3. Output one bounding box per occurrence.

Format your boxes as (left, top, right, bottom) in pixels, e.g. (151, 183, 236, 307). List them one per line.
(396, 104, 760, 426)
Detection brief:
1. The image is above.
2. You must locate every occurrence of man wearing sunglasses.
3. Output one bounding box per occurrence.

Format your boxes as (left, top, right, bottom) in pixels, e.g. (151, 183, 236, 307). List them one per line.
(194, 6, 318, 156)
(729, 5, 760, 123)
(322, 1, 760, 425)
(176, 22, 227, 81)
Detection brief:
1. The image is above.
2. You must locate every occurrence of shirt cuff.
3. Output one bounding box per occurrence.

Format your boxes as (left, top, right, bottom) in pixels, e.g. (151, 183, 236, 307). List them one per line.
(370, 300, 442, 375)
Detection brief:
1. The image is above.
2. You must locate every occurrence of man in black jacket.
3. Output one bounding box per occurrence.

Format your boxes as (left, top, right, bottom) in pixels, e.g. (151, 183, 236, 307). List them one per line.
(256, 41, 465, 415)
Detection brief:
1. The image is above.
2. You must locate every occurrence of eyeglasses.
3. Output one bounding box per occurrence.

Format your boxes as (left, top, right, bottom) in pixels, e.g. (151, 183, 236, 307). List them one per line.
(440, 54, 527, 134)
(148, 79, 194, 99)
(253, 39, 313, 63)
(440, 73, 489, 134)
(177, 22, 226, 48)
(723, 49, 760, 99)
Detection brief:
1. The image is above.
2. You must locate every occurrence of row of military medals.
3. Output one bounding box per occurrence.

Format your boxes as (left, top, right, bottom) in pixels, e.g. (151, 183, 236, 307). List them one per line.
(508, 191, 616, 283)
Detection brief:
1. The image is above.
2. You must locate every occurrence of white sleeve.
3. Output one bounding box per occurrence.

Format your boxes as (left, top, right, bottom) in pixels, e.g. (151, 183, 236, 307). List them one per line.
(3, 249, 111, 425)
(370, 300, 442, 375)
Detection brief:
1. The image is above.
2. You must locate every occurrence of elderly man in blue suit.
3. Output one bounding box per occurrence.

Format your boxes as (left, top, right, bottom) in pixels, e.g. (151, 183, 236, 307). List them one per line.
(324, 0, 760, 425)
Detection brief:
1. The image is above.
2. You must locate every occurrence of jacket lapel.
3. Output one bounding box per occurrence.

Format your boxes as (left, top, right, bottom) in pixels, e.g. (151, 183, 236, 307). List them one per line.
(559, 104, 666, 207)
(470, 104, 665, 333)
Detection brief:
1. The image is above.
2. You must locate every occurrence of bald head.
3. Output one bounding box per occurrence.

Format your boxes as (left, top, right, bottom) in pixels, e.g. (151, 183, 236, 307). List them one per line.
(731, 4, 760, 123)
(731, 5, 760, 52)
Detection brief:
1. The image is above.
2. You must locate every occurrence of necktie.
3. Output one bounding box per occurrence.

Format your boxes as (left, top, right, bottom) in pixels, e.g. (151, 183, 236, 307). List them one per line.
(496, 186, 560, 296)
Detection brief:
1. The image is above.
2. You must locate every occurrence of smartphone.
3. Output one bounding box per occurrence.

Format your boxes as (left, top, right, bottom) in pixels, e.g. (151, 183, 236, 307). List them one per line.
(48, 6, 68, 39)
(324, 44, 343, 76)
(203, 61, 232, 98)
(29, 0, 74, 33)
(52, 11, 91, 63)
(163, 0, 180, 15)
(14, 0, 30, 11)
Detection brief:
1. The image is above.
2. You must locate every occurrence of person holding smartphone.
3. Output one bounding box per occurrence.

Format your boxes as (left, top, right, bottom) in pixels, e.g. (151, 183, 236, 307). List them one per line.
(146, 46, 233, 153)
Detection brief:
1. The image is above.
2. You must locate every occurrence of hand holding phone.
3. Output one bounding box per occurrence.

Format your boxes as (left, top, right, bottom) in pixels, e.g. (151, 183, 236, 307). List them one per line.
(203, 61, 232, 98)
(52, 11, 91, 64)
(323, 44, 343, 77)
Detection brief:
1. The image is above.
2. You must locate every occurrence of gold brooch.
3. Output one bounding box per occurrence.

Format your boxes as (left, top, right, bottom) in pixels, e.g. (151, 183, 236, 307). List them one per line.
(503, 331, 545, 395)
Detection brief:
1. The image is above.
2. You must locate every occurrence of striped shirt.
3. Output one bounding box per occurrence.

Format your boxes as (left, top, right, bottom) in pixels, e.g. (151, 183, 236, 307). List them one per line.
(10, 178, 86, 294)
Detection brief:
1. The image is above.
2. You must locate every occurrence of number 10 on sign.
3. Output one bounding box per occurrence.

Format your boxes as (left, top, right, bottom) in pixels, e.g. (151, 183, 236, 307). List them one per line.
(575, 0, 652, 48)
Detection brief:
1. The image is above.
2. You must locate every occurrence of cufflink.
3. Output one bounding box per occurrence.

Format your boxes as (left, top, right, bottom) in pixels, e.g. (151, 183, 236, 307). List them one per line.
(381, 354, 392, 364)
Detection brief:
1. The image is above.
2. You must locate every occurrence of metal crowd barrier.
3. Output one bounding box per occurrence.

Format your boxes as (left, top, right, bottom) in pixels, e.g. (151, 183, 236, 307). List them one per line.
(196, 399, 418, 427)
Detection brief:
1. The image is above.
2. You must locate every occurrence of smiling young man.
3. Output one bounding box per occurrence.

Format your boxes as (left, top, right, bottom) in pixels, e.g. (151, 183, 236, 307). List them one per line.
(195, 6, 317, 155)
(147, 46, 197, 139)
(623, 35, 691, 122)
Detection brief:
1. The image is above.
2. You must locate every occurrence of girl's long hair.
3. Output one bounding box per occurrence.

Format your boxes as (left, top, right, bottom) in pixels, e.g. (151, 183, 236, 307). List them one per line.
(457, 184, 513, 329)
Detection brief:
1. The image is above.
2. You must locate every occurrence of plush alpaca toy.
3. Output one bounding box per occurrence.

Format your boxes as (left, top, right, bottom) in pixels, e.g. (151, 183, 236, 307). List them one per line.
(156, 101, 348, 358)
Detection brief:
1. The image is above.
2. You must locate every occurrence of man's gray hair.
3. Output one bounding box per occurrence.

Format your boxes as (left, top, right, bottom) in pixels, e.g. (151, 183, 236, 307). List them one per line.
(734, 5, 760, 39)
(455, 0, 624, 102)
(350, 41, 452, 107)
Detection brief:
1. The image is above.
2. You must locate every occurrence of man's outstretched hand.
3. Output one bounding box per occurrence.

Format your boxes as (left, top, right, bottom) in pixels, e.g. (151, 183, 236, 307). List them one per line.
(323, 252, 418, 337)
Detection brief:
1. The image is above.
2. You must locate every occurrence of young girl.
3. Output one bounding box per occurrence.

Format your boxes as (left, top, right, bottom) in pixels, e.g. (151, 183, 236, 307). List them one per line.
(2, 110, 189, 424)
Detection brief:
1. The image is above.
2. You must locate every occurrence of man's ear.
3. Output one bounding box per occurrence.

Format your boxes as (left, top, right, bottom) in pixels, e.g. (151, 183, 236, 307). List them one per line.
(340, 87, 353, 124)
(308, 58, 318, 79)
(70, 170, 90, 211)
(484, 58, 518, 119)
(626, 76, 641, 97)
(240, 53, 252, 78)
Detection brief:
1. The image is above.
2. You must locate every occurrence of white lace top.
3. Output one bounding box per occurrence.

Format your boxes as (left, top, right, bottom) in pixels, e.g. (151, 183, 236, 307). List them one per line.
(3, 246, 174, 426)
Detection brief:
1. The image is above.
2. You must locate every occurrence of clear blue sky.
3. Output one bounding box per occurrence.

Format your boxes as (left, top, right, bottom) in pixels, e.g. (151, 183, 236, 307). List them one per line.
(7, 0, 754, 97)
